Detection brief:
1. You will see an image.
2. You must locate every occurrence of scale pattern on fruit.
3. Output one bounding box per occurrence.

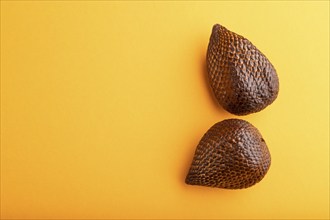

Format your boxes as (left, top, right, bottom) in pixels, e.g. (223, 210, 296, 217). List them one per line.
(206, 24, 279, 115)
(185, 119, 271, 189)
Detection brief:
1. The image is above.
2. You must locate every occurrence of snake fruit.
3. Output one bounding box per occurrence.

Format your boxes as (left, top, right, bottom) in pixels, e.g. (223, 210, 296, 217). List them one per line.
(185, 119, 271, 189)
(206, 24, 279, 115)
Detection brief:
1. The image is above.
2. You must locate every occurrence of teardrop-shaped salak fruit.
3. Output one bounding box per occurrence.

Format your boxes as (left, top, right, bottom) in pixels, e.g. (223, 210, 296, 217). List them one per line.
(206, 24, 279, 115)
(185, 119, 271, 189)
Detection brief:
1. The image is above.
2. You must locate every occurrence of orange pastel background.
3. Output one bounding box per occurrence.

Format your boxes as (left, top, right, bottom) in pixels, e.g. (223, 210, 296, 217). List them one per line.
(1, 1, 329, 219)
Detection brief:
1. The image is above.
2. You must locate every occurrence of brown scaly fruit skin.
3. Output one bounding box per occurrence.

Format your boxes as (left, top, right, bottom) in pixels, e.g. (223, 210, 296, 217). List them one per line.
(206, 24, 279, 115)
(185, 119, 271, 189)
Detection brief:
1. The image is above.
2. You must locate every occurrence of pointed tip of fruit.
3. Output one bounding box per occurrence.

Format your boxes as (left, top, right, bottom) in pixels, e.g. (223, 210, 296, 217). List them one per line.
(185, 174, 194, 185)
(213, 23, 221, 29)
(185, 175, 190, 185)
(212, 23, 222, 34)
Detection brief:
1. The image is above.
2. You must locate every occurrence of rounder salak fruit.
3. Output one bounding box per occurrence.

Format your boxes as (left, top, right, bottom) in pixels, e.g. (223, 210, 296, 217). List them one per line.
(185, 119, 271, 189)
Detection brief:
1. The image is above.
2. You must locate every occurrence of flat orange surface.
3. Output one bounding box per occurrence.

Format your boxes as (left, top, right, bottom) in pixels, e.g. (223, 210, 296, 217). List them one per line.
(1, 1, 329, 219)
